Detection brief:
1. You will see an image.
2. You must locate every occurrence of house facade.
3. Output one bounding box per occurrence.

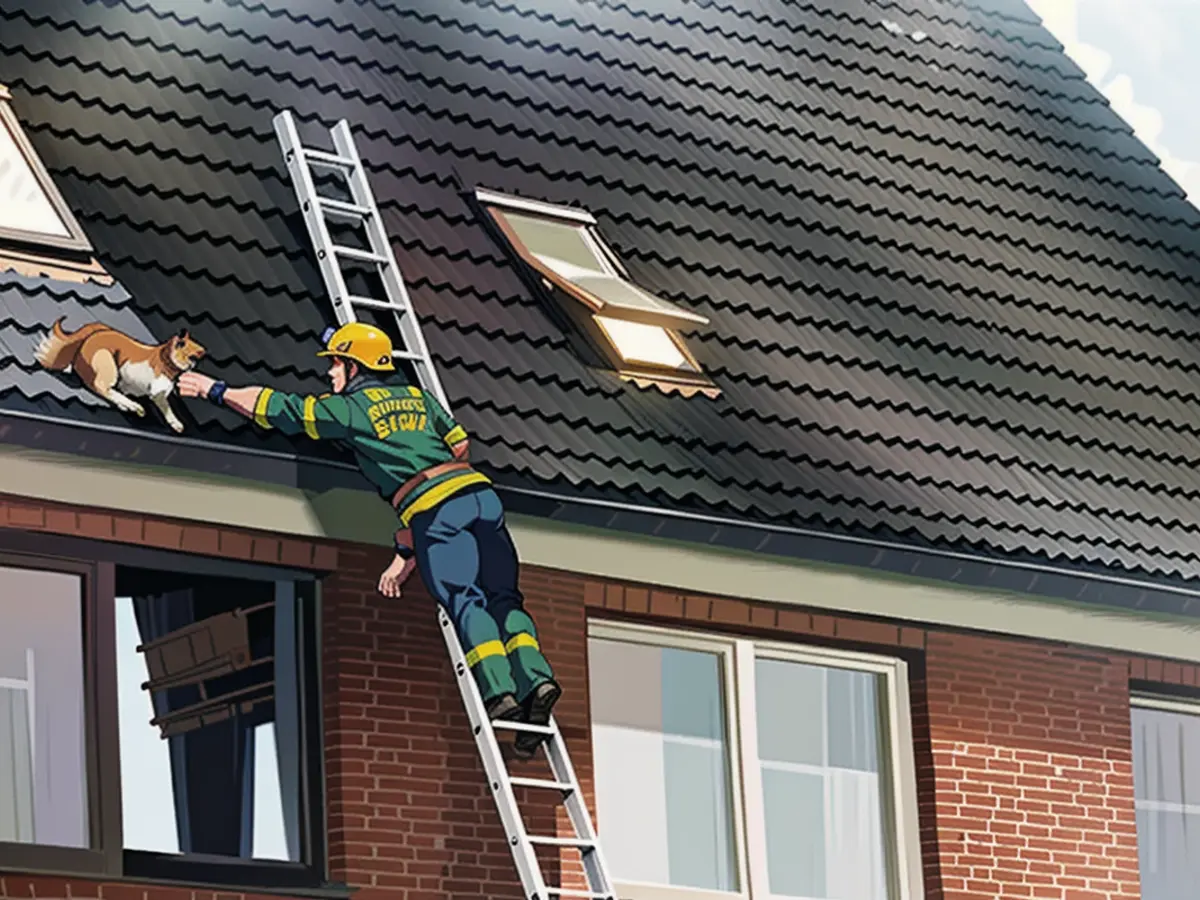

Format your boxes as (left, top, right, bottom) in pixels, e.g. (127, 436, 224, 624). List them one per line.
(1, 2, 1199, 900)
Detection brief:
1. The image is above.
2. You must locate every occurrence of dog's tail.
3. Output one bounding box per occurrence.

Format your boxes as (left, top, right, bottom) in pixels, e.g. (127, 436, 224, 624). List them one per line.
(35, 318, 109, 372)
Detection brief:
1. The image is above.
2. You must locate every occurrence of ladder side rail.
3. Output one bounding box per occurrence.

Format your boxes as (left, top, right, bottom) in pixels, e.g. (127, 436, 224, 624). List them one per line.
(272, 111, 357, 327)
(542, 721, 617, 897)
(438, 610, 549, 900)
(329, 121, 452, 413)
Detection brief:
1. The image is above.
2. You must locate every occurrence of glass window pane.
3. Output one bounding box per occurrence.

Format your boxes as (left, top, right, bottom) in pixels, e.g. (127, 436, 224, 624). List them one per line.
(1133, 706, 1200, 805)
(116, 596, 180, 853)
(571, 274, 685, 318)
(757, 658, 824, 766)
(251, 723, 289, 861)
(1137, 806, 1200, 900)
(589, 637, 738, 893)
(1133, 705, 1200, 899)
(0, 116, 70, 238)
(665, 740, 737, 890)
(828, 668, 880, 773)
(116, 579, 302, 861)
(0, 566, 88, 849)
(662, 646, 725, 741)
(594, 316, 688, 369)
(754, 657, 890, 900)
(498, 210, 606, 274)
(762, 768, 825, 897)
(0, 685, 35, 842)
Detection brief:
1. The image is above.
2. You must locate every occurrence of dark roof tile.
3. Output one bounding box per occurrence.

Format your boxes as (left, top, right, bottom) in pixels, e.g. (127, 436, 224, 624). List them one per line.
(3, 0, 1200, 581)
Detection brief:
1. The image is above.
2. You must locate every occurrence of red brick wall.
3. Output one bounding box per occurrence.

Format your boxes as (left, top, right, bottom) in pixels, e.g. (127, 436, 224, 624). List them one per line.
(2, 501, 1195, 900)
(922, 635, 1140, 900)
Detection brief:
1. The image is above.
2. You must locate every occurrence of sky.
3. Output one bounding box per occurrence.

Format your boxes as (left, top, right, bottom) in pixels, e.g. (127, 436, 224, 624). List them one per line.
(1026, 0, 1200, 204)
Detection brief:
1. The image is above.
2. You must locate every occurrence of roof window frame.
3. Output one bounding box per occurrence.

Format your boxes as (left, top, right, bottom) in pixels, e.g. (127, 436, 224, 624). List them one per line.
(476, 187, 716, 390)
(0, 84, 94, 256)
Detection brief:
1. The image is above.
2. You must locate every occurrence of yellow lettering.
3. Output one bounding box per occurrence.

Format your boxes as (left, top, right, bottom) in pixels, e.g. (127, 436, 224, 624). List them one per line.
(373, 418, 390, 439)
(364, 388, 391, 402)
(417, 414, 427, 431)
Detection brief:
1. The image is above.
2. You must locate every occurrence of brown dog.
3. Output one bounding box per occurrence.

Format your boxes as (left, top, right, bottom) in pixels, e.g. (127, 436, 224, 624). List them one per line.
(35, 317, 207, 433)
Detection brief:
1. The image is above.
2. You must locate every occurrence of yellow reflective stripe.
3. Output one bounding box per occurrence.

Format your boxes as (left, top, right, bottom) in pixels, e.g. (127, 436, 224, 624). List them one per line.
(408, 385, 422, 397)
(465, 640, 505, 667)
(302, 395, 320, 440)
(505, 633, 539, 654)
(398, 471, 492, 526)
(253, 387, 275, 429)
(444, 425, 467, 446)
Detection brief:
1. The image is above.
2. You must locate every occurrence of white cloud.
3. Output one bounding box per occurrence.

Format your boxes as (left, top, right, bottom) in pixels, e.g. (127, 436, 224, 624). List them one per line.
(1026, 0, 1200, 205)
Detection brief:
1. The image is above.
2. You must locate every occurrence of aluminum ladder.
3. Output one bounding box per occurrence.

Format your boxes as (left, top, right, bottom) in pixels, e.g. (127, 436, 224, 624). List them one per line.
(275, 110, 615, 900)
(271, 110, 451, 412)
(439, 609, 617, 900)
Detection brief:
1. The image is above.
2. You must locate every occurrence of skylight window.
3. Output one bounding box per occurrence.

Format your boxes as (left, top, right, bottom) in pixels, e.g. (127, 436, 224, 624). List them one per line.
(0, 85, 92, 254)
(477, 188, 713, 388)
(595, 315, 688, 369)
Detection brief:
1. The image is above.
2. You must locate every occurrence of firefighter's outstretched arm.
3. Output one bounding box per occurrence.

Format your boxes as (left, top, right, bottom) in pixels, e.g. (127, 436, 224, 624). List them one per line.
(178, 373, 351, 439)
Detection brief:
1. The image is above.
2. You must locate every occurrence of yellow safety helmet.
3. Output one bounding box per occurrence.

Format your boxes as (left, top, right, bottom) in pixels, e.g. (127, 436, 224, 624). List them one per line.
(317, 322, 395, 372)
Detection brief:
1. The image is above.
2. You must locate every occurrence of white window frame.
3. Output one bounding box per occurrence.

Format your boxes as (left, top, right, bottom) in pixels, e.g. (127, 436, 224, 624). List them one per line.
(0, 86, 93, 254)
(588, 620, 925, 900)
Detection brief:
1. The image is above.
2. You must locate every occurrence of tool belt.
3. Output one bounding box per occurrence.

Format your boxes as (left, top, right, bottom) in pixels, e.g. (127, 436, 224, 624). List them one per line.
(390, 460, 474, 513)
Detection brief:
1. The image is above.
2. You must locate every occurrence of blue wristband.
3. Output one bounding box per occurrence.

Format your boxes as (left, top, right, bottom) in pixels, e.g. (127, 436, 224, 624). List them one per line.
(208, 381, 228, 407)
(394, 543, 414, 560)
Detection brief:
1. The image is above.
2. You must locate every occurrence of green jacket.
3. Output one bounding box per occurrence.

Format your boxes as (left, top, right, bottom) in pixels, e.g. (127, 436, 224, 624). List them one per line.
(252, 374, 490, 526)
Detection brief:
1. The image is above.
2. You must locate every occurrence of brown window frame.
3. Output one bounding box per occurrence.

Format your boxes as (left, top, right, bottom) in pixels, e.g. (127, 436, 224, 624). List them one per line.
(477, 190, 718, 391)
(0, 528, 343, 896)
(0, 86, 94, 256)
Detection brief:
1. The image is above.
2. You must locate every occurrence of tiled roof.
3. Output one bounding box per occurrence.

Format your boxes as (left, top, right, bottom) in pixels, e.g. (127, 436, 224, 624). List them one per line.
(2, 0, 1200, 581)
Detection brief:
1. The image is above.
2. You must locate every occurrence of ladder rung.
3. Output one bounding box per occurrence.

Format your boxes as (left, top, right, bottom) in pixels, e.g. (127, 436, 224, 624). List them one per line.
(510, 777, 574, 792)
(320, 197, 372, 220)
(393, 350, 425, 362)
(304, 148, 356, 169)
(332, 245, 389, 264)
(492, 720, 555, 735)
(528, 836, 595, 849)
(547, 890, 614, 899)
(346, 294, 403, 311)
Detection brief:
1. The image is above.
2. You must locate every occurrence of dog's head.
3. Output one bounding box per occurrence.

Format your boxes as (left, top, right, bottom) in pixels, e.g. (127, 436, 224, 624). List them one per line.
(169, 329, 207, 372)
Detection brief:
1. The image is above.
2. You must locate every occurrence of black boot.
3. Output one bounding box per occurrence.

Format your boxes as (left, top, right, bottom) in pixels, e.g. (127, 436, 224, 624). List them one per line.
(513, 680, 561, 759)
(486, 692, 522, 722)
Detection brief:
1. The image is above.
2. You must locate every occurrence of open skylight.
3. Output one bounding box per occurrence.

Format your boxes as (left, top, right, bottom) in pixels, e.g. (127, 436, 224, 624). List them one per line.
(477, 188, 712, 381)
(0, 85, 92, 254)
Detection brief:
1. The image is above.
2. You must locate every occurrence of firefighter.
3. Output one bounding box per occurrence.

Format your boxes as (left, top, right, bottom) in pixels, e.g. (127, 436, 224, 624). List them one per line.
(177, 322, 560, 758)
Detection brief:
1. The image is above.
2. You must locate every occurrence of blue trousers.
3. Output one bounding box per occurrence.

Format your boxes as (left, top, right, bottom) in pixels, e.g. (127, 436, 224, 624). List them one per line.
(409, 485, 554, 703)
